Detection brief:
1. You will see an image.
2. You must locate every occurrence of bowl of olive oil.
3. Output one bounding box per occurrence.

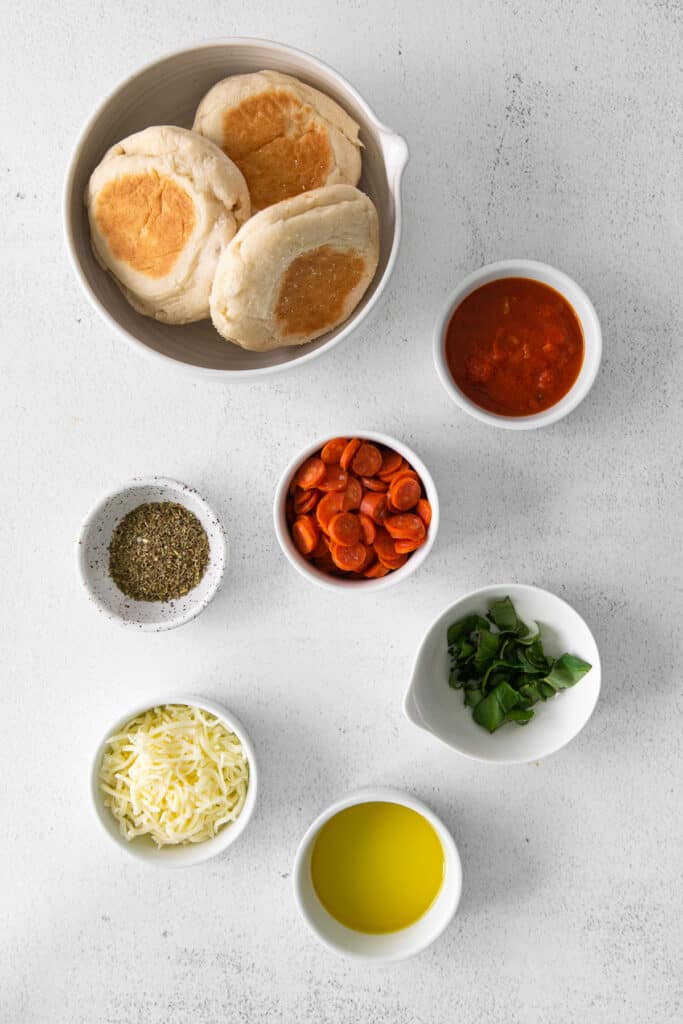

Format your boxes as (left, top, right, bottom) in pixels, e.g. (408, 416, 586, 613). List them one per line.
(293, 788, 462, 960)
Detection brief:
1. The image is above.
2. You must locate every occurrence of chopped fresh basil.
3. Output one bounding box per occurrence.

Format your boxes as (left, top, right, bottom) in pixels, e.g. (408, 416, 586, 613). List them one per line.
(447, 615, 490, 646)
(544, 653, 593, 690)
(447, 596, 591, 733)
(486, 596, 529, 636)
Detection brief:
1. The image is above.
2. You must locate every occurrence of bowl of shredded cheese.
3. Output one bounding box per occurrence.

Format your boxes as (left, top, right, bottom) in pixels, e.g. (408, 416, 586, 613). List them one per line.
(91, 697, 257, 866)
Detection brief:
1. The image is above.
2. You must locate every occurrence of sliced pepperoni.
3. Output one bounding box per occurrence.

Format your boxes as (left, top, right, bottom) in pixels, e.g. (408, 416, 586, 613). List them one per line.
(384, 514, 426, 542)
(376, 549, 408, 570)
(374, 526, 410, 569)
(416, 498, 432, 527)
(288, 439, 430, 582)
(378, 448, 404, 479)
(351, 442, 382, 477)
(294, 488, 319, 515)
(358, 512, 377, 545)
(359, 491, 389, 524)
(361, 476, 388, 492)
(328, 512, 361, 547)
(313, 547, 337, 573)
(356, 543, 375, 573)
(311, 533, 330, 559)
(394, 537, 424, 554)
(364, 561, 390, 578)
(318, 464, 348, 492)
(388, 474, 421, 511)
(378, 463, 407, 484)
(295, 456, 325, 490)
(320, 437, 348, 464)
(330, 541, 368, 572)
(391, 468, 419, 483)
(316, 491, 345, 533)
(342, 476, 363, 510)
(340, 438, 361, 471)
(292, 515, 319, 555)
(360, 545, 378, 571)
(374, 526, 398, 563)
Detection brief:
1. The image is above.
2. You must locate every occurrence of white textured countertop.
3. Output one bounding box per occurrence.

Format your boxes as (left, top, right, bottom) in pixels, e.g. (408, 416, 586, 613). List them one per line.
(2, 1, 682, 1021)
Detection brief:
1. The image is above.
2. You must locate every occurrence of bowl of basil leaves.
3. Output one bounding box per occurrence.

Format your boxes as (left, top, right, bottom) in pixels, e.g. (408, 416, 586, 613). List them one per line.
(403, 584, 600, 764)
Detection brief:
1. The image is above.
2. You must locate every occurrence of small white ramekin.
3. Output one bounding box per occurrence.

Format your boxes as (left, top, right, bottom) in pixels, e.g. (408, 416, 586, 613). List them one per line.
(91, 695, 258, 867)
(293, 787, 462, 961)
(433, 259, 602, 429)
(77, 476, 227, 631)
(63, 39, 409, 379)
(273, 432, 439, 593)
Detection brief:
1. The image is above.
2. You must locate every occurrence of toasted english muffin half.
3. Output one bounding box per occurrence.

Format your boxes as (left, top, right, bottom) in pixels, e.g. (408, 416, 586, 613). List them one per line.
(85, 126, 250, 324)
(193, 71, 362, 213)
(209, 185, 379, 351)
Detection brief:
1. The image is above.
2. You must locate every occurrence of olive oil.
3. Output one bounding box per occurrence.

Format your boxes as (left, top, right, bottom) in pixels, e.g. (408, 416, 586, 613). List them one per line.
(310, 801, 444, 933)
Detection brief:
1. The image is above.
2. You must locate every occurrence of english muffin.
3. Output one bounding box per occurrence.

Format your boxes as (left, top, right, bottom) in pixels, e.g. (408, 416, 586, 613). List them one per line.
(86, 126, 250, 324)
(193, 71, 362, 213)
(209, 185, 379, 351)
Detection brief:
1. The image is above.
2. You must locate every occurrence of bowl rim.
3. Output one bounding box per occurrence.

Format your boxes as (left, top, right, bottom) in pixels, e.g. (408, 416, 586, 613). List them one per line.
(76, 475, 226, 631)
(292, 786, 462, 961)
(91, 693, 258, 867)
(62, 36, 409, 381)
(272, 431, 440, 592)
(433, 258, 603, 429)
(403, 582, 602, 765)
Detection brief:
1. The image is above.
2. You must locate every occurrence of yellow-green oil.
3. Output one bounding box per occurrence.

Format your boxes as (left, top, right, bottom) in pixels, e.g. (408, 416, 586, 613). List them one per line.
(310, 801, 444, 933)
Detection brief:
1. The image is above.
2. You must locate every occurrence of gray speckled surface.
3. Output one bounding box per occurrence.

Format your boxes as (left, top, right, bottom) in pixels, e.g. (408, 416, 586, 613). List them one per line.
(1, 1, 682, 1022)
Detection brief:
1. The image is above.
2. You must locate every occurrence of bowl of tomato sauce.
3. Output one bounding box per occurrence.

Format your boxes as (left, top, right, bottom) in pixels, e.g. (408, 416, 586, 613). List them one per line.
(434, 260, 602, 429)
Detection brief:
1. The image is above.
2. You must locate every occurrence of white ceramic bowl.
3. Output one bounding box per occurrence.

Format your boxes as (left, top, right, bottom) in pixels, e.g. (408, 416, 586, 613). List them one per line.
(404, 583, 601, 764)
(273, 432, 439, 592)
(64, 39, 409, 379)
(78, 476, 227, 631)
(91, 695, 257, 867)
(293, 787, 462, 961)
(434, 259, 602, 429)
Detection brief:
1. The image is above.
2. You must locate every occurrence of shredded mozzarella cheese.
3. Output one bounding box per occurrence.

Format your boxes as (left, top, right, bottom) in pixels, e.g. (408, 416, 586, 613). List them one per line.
(99, 704, 249, 847)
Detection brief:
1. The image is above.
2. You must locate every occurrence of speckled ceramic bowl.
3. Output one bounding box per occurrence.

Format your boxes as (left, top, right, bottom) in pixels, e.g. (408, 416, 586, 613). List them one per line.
(77, 476, 227, 630)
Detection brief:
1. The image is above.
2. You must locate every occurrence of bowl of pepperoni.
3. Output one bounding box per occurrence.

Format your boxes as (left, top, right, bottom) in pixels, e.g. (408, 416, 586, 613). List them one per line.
(274, 433, 438, 591)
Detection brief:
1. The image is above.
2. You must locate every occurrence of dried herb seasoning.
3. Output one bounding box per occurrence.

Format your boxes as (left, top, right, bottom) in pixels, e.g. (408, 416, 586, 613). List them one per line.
(447, 596, 592, 733)
(108, 502, 209, 602)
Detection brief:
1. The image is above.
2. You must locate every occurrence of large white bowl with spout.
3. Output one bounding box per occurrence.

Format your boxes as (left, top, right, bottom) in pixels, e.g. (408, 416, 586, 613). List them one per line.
(64, 39, 409, 379)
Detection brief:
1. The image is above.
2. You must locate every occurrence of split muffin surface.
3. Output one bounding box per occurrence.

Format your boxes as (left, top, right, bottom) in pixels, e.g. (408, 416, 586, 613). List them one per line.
(210, 184, 379, 351)
(86, 125, 250, 323)
(193, 71, 362, 213)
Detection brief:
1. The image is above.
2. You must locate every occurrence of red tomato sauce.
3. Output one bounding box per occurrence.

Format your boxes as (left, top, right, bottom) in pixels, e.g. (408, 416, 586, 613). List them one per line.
(445, 278, 584, 416)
